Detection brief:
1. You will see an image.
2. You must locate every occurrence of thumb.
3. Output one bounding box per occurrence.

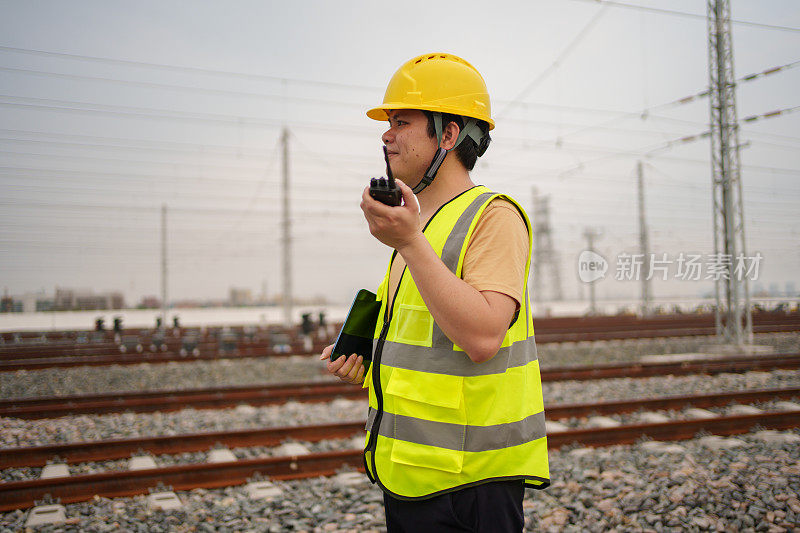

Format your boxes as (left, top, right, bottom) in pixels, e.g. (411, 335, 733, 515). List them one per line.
(395, 179, 419, 212)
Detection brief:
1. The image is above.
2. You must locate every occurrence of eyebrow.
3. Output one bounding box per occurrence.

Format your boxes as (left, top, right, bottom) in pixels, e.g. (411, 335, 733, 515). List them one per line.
(388, 111, 410, 121)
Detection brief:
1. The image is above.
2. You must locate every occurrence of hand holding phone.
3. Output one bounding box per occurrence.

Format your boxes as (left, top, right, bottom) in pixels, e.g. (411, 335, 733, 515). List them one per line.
(329, 289, 380, 370)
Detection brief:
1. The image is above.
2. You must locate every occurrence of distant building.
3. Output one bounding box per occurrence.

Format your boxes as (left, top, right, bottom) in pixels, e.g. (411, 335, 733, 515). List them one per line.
(1, 290, 54, 313)
(54, 287, 125, 311)
(229, 287, 253, 307)
(0, 294, 13, 313)
(138, 296, 161, 309)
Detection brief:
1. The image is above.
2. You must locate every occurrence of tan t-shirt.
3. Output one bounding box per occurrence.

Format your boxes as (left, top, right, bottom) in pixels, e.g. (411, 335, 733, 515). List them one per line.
(386, 198, 529, 311)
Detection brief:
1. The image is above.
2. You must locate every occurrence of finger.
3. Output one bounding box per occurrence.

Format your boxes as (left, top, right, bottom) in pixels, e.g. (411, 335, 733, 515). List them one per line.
(319, 344, 334, 360)
(353, 361, 366, 383)
(326, 354, 347, 373)
(335, 353, 358, 378)
(345, 356, 363, 382)
(395, 179, 419, 212)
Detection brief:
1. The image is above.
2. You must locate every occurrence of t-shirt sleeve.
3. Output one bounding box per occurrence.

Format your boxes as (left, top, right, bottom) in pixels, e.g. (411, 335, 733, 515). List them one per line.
(461, 198, 530, 308)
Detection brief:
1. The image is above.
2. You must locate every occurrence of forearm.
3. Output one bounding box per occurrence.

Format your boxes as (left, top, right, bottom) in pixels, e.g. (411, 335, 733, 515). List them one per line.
(397, 234, 509, 363)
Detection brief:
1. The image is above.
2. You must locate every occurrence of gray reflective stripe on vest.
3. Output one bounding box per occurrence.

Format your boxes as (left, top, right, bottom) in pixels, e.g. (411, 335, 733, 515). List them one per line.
(366, 407, 546, 452)
(375, 335, 538, 377)
(432, 191, 497, 349)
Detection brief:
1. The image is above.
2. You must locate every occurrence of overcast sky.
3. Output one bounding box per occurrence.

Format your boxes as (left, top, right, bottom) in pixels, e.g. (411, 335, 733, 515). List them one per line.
(1, 0, 798, 306)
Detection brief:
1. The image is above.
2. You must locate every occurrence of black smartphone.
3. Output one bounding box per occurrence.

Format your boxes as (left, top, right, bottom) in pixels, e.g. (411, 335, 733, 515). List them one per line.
(369, 146, 402, 206)
(330, 289, 381, 369)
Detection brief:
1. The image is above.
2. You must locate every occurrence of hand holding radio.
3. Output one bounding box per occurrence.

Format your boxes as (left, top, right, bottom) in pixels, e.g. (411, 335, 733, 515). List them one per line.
(369, 146, 402, 206)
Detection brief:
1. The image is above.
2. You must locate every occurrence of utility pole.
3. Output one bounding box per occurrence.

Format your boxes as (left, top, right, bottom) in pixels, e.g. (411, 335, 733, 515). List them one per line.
(637, 161, 652, 316)
(281, 127, 293, 328)
(161, 204, 167, 329)
(531, 187, 563, 302)
(707, 0, 752, 345)
(583, 228, 601, 315)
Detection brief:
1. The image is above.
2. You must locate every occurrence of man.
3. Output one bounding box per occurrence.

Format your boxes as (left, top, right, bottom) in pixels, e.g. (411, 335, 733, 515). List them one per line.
(320, 53, 549, 532)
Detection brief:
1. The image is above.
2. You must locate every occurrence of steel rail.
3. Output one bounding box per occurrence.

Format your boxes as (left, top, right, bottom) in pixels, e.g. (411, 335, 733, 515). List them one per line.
(0, 449, 365, 511)
(544, 386, 800, 419)
(4, 354, 800, 419)
(539, 353, 800, 381)
(0, 382, 363, 419)
(533, 322, 800, 343)
(0, 343, 331, 371)
(0, 421, 365, 468)
(2, 387, 797, 469)
(545, 409, 800, 449)
(1, 410, 797, 512)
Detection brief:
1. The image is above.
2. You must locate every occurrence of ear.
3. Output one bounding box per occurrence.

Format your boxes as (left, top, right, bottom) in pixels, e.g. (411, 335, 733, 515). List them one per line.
(439, 120, 461, 151)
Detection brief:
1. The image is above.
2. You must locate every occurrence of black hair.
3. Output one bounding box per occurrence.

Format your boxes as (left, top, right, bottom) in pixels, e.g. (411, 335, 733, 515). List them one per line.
(422, 111, 491, 171)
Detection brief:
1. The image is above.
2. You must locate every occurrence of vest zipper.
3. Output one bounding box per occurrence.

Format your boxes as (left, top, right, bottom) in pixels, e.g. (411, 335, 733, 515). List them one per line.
(364, 250, 402, 483)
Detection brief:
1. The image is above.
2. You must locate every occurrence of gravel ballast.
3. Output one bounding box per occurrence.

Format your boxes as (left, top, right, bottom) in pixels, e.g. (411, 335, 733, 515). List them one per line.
(1, 431, 797, 532)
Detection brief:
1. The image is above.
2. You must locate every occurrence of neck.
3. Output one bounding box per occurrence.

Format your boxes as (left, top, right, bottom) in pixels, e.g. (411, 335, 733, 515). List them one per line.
(415, 155, 475, 222)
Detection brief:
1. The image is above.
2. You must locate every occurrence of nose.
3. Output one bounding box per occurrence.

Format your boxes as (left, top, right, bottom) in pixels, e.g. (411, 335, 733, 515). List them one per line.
(382, 125, 394, 145)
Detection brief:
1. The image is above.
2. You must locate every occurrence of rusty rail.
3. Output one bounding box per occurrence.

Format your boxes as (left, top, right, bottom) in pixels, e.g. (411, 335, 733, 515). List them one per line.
(1, 410, 797, 512)
(546, 409, 800, 448)
(540, 353, 800, 381)
(0, 450, 365, 511)
(0, 382, 362, 419)
(0, 421, 365, 468)
(545, 386, 800, 419)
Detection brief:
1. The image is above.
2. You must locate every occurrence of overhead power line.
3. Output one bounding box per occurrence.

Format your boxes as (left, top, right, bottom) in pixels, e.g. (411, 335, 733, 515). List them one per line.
(568, 0, 800, 33)
(0, 66, 367, 110)
(491, 103, 800, 186)
(515, 58, 800, 155)
(647, 104, 800, 154)
(0, 128, 280, 156)
(497, 5, 609, 118)
(0, 94, 377, 139)
(644, 59, 800, 114)
(0, 45, 381, 91)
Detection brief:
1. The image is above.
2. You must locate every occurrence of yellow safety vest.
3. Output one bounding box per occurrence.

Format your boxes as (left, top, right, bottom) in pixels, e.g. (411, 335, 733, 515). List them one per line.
(363, 185, 550, 500)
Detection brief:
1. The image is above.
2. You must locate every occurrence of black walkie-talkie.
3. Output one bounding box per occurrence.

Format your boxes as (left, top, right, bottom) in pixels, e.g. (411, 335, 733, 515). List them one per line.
(369, 146, 402, 206)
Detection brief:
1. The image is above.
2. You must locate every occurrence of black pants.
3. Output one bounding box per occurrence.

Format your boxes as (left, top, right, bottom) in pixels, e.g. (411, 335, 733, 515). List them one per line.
(383, 480, 524, 533)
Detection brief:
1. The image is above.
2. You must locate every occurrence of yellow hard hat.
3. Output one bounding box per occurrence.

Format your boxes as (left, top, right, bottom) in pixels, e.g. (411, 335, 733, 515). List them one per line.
(367, 53, 495, 130)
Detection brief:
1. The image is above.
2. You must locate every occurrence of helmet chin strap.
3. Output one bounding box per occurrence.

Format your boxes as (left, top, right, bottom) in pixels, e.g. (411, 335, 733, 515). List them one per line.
(411, 112, 485, 195)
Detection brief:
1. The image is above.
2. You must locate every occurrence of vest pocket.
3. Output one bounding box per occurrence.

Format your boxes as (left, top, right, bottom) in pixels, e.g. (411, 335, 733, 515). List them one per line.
(385, 369, 466, 473)
(390, 439, 464, 474)
(386, 368, 463, 410)
(394, 304, 433, 346)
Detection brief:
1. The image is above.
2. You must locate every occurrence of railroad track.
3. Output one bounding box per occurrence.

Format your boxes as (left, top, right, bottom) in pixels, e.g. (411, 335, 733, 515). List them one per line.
(2, 408, 798, 511)
(2, 387, 797, 469)
(4, 353, 800, 419)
